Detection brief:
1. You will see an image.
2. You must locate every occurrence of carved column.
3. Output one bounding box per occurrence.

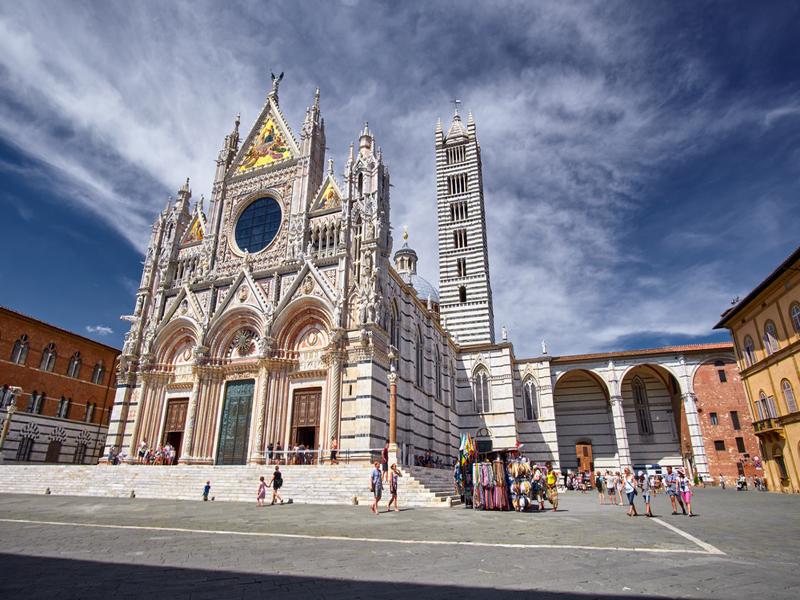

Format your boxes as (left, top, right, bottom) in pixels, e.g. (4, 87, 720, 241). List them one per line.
(328, 353, 343, 443)
(610, 395, 631, 471)
(682, 392, 710, 478)
(250, 363, 270, 465)
(179, 369, 202, 463)
(123, 377, 149, 463)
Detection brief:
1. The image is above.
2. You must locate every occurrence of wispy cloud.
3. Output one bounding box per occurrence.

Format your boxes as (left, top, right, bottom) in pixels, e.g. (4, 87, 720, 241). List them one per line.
(86, 325, 113, 336)
(0, 2, 798, 355)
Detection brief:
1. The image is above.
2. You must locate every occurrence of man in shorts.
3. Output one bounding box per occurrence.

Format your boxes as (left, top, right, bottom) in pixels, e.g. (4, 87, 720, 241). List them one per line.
(370, 461, 383, 514)
(664, 466, 686, 515)
(639, 470, 654, 517)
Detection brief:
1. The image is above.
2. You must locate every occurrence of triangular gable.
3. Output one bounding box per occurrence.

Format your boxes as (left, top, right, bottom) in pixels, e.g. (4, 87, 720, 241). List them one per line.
(232, 97, 300, 176)
(310, 176, 342, 213)
(159, 286, 205, 327)
(209, 268, 273, 328)
(180, 211, 206, 246)
(274, 258, 337, 316)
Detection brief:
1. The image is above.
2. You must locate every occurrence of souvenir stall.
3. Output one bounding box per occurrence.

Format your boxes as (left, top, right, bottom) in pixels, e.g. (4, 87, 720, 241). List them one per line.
(507, 457, 533, 512)
(455, 434, 476, 508)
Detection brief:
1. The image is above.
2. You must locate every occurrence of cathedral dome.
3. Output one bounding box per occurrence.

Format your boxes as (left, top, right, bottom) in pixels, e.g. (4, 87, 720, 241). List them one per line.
(401, 272, 440, 304)
(393, 227, 440, 304)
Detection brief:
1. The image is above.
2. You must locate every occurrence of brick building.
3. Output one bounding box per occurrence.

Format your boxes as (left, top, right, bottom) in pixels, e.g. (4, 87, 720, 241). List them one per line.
(0, 306, 119, 463)
(693, 358, 760, 483)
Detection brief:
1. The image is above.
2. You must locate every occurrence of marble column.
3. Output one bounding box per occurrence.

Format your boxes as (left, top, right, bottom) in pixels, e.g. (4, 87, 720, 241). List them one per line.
(610, 395, 631, 471)
(328, 354, 343, 443)
(682, 392, 710, 478)
(123, 379, 149, 463)
(250, 364, 270, 464)
(179, 370, 202, 463)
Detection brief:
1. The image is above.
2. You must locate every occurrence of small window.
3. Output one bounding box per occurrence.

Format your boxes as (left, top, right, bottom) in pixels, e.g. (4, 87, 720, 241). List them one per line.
(781, 379, 798, 413)
(10, 335, 29, 365)
(473, 367, 491, 413)
(91, 362, 105, 385)
(67, 352, 82, 378)
(790, 303, 800, 334)
(763, 320, 779, 355)
(743, 336, 756, 367)
(714, 440, 726, 451)
(710, 412, 719, 425)
(458, 286, 467, 303)
(730, 410, 741, 430)
(85, 402, 95, 423)
(735, 437, 746, 453)
(40, 343, 57, 372)
(718, 369, 727, 383)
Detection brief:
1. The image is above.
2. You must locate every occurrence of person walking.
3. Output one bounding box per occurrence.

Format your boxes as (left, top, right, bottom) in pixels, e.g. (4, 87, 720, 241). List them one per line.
(604, 471, 614, 504)
(257, 476, 267, 507)
(202, 481, 211, 502)
(639, 471, 654, 517)
(678, 469, 695, 517)
(330, 437, 339, 465)
(269, 466, 284, 505)
(381, 442, 390, 483)
(623, 468, 638, 517)
(596, 471, 605, 504)
(664, 466, 686, 515)
(370, 461, 383, 514)
(545, 462, 559, 512)
(719, 473, 726, 490)
(615, 471, 624, 506)
(387, 463, 402, 512)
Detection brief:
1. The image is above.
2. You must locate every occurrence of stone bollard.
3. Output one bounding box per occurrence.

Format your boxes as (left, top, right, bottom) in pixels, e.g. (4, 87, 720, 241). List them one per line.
(130, 490, 136, 498)
(45, 488, 51, 495)
(352, 495, 359, 506)
(446, 496, 452, 507)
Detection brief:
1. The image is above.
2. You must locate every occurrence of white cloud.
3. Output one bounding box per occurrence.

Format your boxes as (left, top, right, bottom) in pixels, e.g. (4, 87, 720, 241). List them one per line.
(0, 3, 796, 356)
(86, 325, 113, 336)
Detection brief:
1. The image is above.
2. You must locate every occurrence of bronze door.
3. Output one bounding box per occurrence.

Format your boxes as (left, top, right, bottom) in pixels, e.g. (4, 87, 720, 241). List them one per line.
(291, 388, 322, 449)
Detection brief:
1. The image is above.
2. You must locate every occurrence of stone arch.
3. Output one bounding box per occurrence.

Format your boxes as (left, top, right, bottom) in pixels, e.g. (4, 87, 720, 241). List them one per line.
(272, 297, 333, 351)
(619, 364, 682, 471)
(206, 307, 265, 359)
(153, 317, 201, 365)
(553, 369, 614, 472)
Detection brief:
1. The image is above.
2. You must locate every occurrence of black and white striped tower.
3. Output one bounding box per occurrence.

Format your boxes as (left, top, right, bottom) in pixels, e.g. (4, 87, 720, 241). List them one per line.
(435, 105, 495, 345)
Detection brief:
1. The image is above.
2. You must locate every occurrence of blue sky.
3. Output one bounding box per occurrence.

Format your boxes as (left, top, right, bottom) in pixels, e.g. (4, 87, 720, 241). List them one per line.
(1, 1, 798, 356)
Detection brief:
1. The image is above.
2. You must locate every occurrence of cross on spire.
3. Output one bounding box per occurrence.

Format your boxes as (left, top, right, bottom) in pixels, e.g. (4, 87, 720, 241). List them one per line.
(451, 99, 462, 116)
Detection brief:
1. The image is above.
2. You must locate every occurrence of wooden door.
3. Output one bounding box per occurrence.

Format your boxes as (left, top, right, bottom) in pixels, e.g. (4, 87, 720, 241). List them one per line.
(216, 379, 254, 465)
(164, 398, 189, 435)
(291, 388, 321, 447)
(576, 442, 593, 477)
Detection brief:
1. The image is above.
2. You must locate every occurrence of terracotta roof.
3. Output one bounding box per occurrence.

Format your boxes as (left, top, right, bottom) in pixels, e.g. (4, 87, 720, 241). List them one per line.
(548, 342, 733, 364)
(714, 243, 800, 329)
(1, 306, 122, 354)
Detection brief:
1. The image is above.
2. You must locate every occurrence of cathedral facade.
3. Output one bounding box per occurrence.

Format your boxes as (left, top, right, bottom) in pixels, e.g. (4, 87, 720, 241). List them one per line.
(105, 78, 740, 479)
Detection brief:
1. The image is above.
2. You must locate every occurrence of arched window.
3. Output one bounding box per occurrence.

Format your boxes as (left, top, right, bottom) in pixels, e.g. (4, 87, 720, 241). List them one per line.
(781, 379, 798, 413)
(390, 303, 400, 351)
(522, 378, 537, 420)
(353, 216, 362, 284)
(756, 391, 768, 420)
(415, 327, 424, 388)
(743, 336, 756, 367)
(632, 376, 654, 435)
(40, 343, 57, 372)
(473, 367, 490, 413)
(85, 403, 95, 423)
(10, 335, 29, 365)
(0, 385, 11, 408)
(91, 362, 105, 385)
(57, 397, 71, 419)
(791, 303, 800, 334)
(357, 172, 364, 196)
(763, 320, 779, 355)
(435, 348, 442, 402)
(73, 443, 88, 464)
(67, 352, 81, 378)
(28, 391, 45, 414)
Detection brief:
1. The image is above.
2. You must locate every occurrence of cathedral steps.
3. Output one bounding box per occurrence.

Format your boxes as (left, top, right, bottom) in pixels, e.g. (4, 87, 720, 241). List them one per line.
(0, 464, 458, 507)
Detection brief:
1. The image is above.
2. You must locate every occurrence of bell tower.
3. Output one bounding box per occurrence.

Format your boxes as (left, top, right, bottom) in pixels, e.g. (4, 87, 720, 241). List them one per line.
(435, 105, 495, 345)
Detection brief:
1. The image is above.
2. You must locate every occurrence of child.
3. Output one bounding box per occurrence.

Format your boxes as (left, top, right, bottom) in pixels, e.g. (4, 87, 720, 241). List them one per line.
(202, 481, 211, 501)
(257, 476, 267, 507)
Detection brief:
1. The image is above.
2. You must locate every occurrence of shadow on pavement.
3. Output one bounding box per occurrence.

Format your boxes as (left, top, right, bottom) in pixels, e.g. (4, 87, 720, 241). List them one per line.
(0, 552, 696, 599)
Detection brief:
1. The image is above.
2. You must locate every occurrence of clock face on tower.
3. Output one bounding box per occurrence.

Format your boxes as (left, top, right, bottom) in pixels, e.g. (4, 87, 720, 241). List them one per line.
(234, 197, 282, 253)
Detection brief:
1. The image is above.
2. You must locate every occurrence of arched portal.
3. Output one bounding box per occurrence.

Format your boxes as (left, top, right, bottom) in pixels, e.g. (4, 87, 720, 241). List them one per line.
(619, 364, 682, 472)
(553, 370, 615, 473)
